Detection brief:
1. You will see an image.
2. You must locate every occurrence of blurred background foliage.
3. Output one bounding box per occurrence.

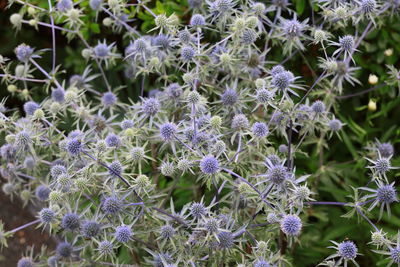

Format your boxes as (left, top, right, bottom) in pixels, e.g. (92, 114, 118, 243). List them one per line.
(1, 0, 400, 266)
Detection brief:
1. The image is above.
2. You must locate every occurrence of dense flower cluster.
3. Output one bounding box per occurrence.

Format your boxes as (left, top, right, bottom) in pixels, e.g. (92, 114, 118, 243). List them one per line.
(0, 0, 399, 266)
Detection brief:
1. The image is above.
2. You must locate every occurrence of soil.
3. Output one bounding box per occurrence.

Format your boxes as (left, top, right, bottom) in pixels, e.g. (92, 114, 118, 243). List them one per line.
(0, 191, 55, 266)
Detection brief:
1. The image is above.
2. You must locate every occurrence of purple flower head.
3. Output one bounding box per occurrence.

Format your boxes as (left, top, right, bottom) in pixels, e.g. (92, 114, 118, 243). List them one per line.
(252, 122, 269, 138)
(280, 214, 302, 236)
(23, 101, 39, 116)
(102, 92, 117, 107)
(200, 155, 219, 174)
(56, 242, 73, 258)
(15, 44, 34, 62)
(338, 241, 357, 260)
(115, 225, 132, 243)
(160, 122, 177, 141)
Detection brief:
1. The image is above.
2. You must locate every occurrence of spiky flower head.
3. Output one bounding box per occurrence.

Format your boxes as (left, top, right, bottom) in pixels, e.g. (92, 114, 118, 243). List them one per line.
(328, 119, 343, 131)
(15, 44, 34, 63)
(280, 214, 302, 236)
(231, 114, 249, 131)
(221, 88, 238, 106)
(252, 122, 269, 138)
(61, 213, 80, 231)
(377, 184, 397, 203)
(56, 242, 73, 258)
(141, 98, 160, 116)
(23, 101, 39, 116)
(200, 155, 219, 174)
(102, 92, 117, 107)
(190, 202, 207, 218)
(115, 225, 132, 243)
(190, 14, 206, 26)
(108, 160, 123, 176)
(338, 241, 357, 260)
(217, 231, 234, 249)
(377, 142, 394, 158)
(160, 122, 177, 141)
(81, 221, 101, 238)
(181, 46, 195, 61)
(102, 196, 122, 214)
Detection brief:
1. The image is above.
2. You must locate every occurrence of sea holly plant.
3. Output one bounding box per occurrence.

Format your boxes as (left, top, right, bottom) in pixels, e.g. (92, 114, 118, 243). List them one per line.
(0, 0, 399, 266)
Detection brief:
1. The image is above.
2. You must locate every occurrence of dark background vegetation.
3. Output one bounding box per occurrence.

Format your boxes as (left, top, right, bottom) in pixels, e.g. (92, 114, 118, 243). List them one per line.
(1, 0, 400, 265)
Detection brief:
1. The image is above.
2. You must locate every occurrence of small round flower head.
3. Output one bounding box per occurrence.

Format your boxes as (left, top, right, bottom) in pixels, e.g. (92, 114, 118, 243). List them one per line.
(102, 92, 117, 107)
(51, 164, 67, 179)
(328, 119, 343, 131)
(115, 225, 132, 243)
(17, 257, 33, 267)
(231, 114, 249, 131)
(377, 142, 394, 158)
(35, 185, 50, 201)
(1, 144, 16, 161)
(82, 220, 101, 238)
(89, 0, 102, 10)
(391, 247, 400, 263)
(160, 225, 175, 239)
(39, 208, 55, 224)
(56, 0, 73, 12)
(221, 88, 238, 106)
(278, 144, 288, 154)
(242, 29, 258, 44)
(16, 131, 31, 149)
(23, 101, 39, 116)
(270, 65, 285, 76)
(311, 100, 325, 113)
(272, 71, 292, 90)
(360, 0, 376, 13)
(188, 0, 202, 8)
(377, 184, 397, 203)
(283, 19, 304, 38)
(187, 91, 201, 104)
(152, 34, 171, 50)
(108, 160, 122, 176)
(252, 122, 269, 138)
(66, 138, 82, 155)
(141, 98, 160, 116)
(98, 240, 113, 255)
(165, 83, 183, 99)
(130, 147, 145, 162)
(217, 231, 234, 249)
(190, 202, 207, 218)
(161, 161, 175, 176)
(267, 165, 288, 184)
(56, 242, 73, 258)
(160, 122, 177, 141)
(102, 196, 122, 214)
(24, 156, 36, 169)
(178, 30, 192, 43)
(121, 119, 134, 130)
(190, 14, 206, 26)
(51, 88, 65, 103)
(338, 241, 357, 260)
(47, 256, 58, 267)
(181, 46, 195, 61)
(339, 35, 354, 53)
(94, 42, 110, 58)
(280, 214, 302, 236)
(294, 185, 311, 200)
(254, 258, 270, 267)
(204, 218, 219, 233)
(200, 155, 219, 174)
(61, 213, 80, 231)
(374, 158, 391, 174)
(105, 133, 121, 148)
(15, 44, 34, 63)
(256, 89, 274, 103)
